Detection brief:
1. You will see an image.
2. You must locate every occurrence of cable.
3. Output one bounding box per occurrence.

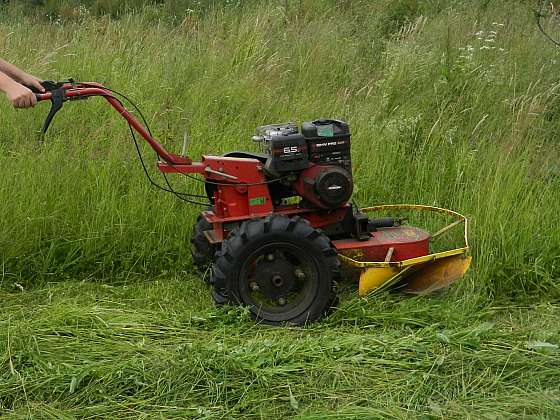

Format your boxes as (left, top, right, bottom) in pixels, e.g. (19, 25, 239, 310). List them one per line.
(76, 82, 155, 136)
(76, 85, 209, 202)
(73, 81, 296, 201)
(100, 93, 210, 206)
(536, 0, 560, 47)
(127, 121, 210, 205)
(76, 82, 294, 185)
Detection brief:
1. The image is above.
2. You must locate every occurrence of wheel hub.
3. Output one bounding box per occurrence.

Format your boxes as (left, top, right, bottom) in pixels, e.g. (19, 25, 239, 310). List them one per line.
(254, 255, 297, 299)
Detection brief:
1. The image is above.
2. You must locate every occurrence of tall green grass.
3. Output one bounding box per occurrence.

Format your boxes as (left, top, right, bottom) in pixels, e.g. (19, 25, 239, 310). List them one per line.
(1, 0, 558, 297)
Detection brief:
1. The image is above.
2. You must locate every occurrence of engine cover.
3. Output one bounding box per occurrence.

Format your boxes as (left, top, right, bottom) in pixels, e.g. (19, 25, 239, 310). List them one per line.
(253, 122, 308, 177)
(302, 119, 352, 172)
(294, 165, 353, 209)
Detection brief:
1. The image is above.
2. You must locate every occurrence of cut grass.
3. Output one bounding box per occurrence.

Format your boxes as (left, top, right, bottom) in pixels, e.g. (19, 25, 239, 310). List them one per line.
(1, 279, 559, 417)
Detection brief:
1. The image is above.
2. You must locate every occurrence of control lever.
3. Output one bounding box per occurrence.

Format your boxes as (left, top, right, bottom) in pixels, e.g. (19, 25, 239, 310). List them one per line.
(31, 80, 67, 135)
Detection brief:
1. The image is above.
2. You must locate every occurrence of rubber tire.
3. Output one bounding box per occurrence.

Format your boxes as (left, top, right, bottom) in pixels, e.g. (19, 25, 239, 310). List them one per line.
(190, 213, 217, 273)
(210, 215, 340, 325)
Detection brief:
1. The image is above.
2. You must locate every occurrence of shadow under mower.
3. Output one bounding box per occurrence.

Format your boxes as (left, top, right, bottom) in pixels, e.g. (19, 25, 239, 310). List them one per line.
(31, 80, 471, 326)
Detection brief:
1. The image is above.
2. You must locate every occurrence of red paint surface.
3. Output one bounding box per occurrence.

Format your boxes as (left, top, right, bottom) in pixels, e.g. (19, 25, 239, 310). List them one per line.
(333, 226, 430, 262)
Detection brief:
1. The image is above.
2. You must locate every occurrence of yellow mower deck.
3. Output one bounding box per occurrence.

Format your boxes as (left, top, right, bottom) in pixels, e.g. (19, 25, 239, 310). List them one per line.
(338, 205, 471, 296)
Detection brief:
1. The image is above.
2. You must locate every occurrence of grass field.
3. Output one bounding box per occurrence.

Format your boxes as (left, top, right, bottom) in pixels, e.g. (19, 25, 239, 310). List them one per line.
(1, 0, 559, 417)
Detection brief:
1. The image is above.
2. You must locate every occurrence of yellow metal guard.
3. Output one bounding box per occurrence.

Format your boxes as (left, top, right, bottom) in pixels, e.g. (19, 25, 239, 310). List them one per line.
(338, 205, 471, 296)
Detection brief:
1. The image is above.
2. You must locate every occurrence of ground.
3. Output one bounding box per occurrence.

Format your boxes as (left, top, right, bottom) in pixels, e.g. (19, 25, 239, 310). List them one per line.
(2, 276, 559, 418)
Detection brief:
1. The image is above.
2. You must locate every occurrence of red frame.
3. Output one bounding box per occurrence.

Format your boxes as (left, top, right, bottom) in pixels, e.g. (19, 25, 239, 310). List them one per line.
(35, 83, 430, 264)
(38, 83, 191, 165)
(36, 83, 343, 240)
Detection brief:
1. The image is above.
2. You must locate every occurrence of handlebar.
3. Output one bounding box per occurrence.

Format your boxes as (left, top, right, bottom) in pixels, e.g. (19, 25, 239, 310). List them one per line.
(32, 81, 104, 102)
(31, 80, 192, 166)
(35, 92, 50, 101)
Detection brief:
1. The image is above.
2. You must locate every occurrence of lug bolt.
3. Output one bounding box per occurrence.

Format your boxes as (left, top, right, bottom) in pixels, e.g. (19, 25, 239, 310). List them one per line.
(278, 297, 286, 306)
(294, 269, 305, 280)
(267, 253, 275, 261)
(250, 282, 259, 291)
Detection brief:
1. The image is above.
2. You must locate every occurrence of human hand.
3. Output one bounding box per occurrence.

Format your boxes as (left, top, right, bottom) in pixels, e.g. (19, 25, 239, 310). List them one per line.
(5, 81, 37, 108)
(19, 73, 45, 93)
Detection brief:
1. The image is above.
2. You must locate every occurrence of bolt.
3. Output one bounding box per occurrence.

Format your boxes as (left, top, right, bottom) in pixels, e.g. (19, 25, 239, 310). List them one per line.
(272, 275, 283, 287)
(267, 253, 275, 261)
(250, 282, 259, 291)
(294, 269, 305, 280)
(278, 297, 286, 306)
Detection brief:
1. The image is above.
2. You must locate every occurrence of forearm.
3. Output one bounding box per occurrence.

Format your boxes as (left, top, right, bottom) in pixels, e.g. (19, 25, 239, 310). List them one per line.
(0, 58, 27, 83)
(0, 61, 41, 108)
(0, 70, 19, 93)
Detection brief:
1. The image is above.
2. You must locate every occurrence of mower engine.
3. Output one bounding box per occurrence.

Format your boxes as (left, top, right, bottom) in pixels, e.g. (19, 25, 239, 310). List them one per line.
(254, 119, 353, 209)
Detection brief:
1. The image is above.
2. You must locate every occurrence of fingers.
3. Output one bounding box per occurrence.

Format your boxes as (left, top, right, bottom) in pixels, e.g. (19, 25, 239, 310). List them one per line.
(20, 73, 45, 92)
(30, 79, 45, 93)
(11, 97, 25, 108)
(27, 92, 37, 107)
(10, 91, 36, 109)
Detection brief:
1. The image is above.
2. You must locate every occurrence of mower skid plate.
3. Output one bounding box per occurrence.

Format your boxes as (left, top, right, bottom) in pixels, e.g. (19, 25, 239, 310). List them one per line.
(335, 205, 471, 297)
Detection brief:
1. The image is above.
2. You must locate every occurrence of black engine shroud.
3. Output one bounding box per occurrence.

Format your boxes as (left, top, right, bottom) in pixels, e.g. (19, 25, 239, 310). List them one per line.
(252, 119, 353, 209)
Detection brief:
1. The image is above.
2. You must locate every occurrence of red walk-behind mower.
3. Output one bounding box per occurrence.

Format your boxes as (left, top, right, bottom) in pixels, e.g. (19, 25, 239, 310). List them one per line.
(32, 81, 471, 325)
